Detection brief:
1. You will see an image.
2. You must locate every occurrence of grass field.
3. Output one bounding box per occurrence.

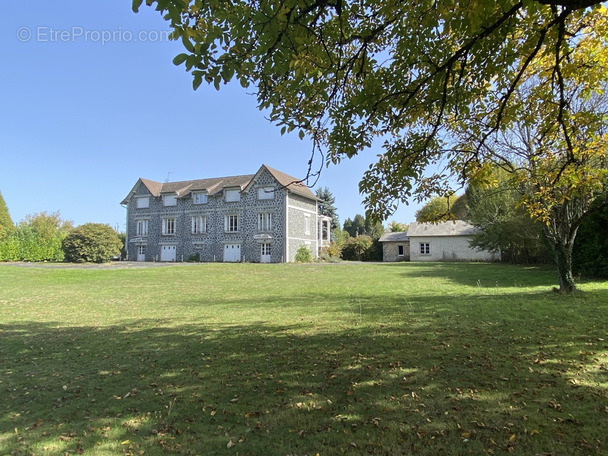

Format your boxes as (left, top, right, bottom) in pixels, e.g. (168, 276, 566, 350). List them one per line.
(0, 262, 607, 455)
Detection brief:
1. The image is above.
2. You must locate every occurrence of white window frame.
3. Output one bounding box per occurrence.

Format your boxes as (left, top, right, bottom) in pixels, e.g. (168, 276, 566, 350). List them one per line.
(163, 194, 177, 206)
(162, 217, 176, 235)
(258, 212, 273, 232)
(224, 189, 241, 202)
(420, 242, 430, 255)
(136, 197, 149, 209)
(304, 214, 311, 235)
(137, 245, 146, 255)
(193, 193, 208, 205)
(136, 219, 149, 236)
(224, 214, 239, 233)
(261, 243, 271, 256)
(191, 215, 208, 234)
(398, 245, 404, 257)
(257, 187, 275, 200)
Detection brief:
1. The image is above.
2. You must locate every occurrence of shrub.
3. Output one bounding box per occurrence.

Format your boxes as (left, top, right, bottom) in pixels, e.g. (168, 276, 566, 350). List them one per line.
(187, 253, 201, 262)
(294, 245, 313, 263)
(62, 223, 122, 263)
(321, 242, 342, 261)
(341, 235, 373, 261)
(0, 212, 72, 262)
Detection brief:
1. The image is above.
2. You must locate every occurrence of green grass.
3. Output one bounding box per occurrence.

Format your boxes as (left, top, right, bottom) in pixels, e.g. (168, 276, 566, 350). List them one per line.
(0, 262, 607, 455)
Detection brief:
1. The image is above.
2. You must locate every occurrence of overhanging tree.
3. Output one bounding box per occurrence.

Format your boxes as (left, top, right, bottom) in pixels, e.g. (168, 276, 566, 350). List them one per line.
(134, 0, 608, 291)
(450, 54, 608, 292)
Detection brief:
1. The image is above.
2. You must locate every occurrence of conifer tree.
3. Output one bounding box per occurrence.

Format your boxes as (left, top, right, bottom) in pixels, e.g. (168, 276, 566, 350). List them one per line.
(0, 191, 14, 240)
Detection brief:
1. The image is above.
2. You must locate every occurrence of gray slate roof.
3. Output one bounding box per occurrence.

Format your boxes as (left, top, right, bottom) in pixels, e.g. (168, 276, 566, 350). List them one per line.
(378, 232, 409, 242)
(407, 220, 479, 237)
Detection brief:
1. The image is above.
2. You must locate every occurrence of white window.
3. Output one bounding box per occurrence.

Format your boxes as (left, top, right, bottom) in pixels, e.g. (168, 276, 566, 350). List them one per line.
(136, 219, 148, 236)
(191, 215, 207, 234)
(257, 187, 275, 200)
(261, 243, 271, 256)
(162, 217, 176, 235)
(225, 189, 240, 202)
(193, 193, 208, 204)
(163, 195, 177, 206)
(136, 197, 149, 209)
(304, 215, 311, 235)
(258, 212, 273, 231)
(225, 214, 239, 232)
(398, 245, 404, 257)
(420, 243, 430, 255)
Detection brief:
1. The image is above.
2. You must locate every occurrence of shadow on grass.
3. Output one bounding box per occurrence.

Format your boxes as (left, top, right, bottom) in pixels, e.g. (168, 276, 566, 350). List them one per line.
(2, 302, 608, 455)
(380, 261, 565, 289)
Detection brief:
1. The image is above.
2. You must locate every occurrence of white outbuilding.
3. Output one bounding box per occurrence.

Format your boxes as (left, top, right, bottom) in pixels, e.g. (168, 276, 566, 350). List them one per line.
(407, 221, 500, 262)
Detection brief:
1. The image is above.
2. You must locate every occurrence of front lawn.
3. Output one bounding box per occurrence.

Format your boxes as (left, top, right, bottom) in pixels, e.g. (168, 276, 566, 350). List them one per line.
(0, 262, 606, 455)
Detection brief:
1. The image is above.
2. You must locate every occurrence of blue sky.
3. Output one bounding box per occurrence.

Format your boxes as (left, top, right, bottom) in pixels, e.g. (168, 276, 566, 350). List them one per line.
(0, 1, 421, 231)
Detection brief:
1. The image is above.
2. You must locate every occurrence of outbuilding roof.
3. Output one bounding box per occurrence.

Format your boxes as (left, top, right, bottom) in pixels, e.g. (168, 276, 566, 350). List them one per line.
(378, 232, 409, 242)
(407, 220, 479, 237)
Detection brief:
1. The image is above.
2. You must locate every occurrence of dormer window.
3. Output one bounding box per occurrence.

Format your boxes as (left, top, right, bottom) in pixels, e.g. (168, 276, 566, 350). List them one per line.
(193, 193, 208, 205)
(224, 189, 240, 202)
(163, 195, 177, 206)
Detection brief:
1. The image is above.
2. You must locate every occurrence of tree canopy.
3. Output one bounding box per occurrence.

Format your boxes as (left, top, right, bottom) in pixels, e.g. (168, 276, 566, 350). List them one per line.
(135, 0, 608, 218)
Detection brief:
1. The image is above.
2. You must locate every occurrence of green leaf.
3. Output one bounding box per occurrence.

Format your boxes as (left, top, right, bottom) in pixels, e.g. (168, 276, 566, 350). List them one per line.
(193, 74, 203, 91)
(131, 0, 143, 13)
(181, 35, 195, 53)
(172, 53, 189, 66)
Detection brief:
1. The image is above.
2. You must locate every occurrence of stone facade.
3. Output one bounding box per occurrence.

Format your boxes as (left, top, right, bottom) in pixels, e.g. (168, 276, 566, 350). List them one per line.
(379, 232, 410, 262)
(382, 241, 411, 262)
(122, 165, 320, 263)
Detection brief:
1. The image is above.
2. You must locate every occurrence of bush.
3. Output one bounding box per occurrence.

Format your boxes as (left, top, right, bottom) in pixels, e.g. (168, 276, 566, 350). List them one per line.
(341, 235, 373, 261)
(62, 223, 122, 263)
(0, 212, 72, 262)
(322, 242, 343, 260)
(294, 245, 313, 263)
(187, 253, 201, 262)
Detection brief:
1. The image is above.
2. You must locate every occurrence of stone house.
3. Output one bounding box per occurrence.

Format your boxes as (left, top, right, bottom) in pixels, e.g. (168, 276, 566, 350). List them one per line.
(121, 165, 331, 262)
(407, 221, 500, 262)
(378, 232, 410, 262)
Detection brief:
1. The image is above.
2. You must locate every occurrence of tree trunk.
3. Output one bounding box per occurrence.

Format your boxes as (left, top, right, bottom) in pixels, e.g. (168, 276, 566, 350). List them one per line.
(549, 239, 576, 293)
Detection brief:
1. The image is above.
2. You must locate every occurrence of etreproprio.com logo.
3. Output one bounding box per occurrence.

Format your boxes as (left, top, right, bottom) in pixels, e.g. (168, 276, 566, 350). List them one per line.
(17, 26, 172, 45)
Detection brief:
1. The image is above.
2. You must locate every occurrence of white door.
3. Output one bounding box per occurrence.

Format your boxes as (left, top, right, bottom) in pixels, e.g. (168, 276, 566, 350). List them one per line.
(137, 245, 146, 262)
(260, 243, 271, 263)
(160, 245, 177, 262)
(223, 244, 241, 262)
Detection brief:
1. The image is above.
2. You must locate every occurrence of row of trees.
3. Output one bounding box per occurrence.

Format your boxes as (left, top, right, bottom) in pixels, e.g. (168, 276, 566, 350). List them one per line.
(0, 191, 122, 263)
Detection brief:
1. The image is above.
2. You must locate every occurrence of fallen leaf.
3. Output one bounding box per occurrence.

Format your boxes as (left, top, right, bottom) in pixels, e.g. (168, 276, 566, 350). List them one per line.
(227, 440, 235, 448)
(509, 433, 517, 443)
